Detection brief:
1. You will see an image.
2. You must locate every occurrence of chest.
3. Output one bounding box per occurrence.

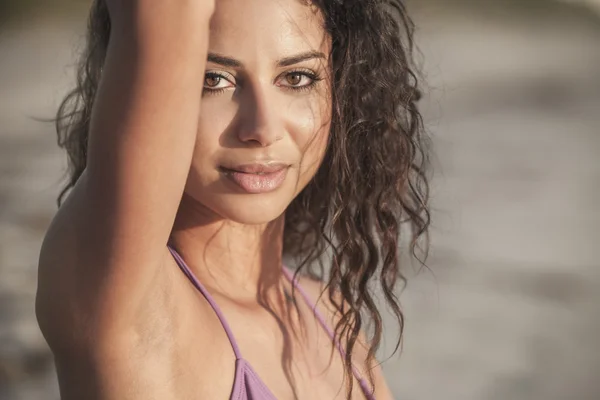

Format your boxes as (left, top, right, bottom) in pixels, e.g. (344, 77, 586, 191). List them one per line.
(159, 281, 371, 400)
(126, 261, 371, 400)
(183, 308, 369, 399)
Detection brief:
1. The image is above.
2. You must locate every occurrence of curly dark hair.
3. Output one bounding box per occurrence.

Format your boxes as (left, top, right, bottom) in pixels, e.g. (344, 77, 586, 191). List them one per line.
(54, 0, 430, 398)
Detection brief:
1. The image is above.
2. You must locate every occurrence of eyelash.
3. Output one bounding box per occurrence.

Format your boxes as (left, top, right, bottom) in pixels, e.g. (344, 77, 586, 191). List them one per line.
(282, 69, 322, 93)
(202, 73, 229, 95)
(203, 69, 322, 95)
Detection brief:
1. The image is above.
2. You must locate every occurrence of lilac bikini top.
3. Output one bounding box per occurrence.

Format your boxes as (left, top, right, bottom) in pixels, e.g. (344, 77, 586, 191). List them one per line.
(167, 245, 376, 400)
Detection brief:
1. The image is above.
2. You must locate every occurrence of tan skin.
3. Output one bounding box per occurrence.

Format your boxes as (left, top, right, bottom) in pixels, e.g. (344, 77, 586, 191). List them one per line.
(35, 0, 394, 399)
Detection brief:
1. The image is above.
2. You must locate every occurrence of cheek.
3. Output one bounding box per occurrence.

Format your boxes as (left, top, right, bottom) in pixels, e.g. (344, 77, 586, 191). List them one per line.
(197, 100, 236, 145)
(188, 104, 231, 186)
(193, 100, 236, 160)
(288, 97, 331, 185)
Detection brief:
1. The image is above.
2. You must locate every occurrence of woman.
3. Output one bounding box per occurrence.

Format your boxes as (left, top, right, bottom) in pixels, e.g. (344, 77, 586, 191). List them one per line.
(35, 0, 430, 399)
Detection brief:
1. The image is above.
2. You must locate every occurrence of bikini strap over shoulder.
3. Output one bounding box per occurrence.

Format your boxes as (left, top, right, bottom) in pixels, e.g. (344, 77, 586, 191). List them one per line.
(167, 244, 243, 360)
(281, 266, 373, 394)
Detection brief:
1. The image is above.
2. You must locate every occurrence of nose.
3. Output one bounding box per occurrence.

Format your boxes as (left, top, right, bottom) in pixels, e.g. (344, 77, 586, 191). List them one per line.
(235, 83, 282, 147)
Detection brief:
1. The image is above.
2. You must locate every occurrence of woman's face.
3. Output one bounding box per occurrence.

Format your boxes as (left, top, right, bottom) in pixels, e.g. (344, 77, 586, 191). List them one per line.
(184, 0, 332, 225)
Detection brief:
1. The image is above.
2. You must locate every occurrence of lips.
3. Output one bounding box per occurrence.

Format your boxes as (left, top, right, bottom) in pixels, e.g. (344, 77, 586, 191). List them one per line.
(224, 163, 288, 174)
(220, 163, 289, 194)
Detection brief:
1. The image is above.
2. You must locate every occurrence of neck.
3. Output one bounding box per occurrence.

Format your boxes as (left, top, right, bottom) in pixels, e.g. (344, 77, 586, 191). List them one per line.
(169, 194, 286, 299)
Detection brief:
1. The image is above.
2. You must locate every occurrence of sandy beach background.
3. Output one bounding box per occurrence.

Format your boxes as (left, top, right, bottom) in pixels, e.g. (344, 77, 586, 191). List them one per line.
(1, 1, 599, 399)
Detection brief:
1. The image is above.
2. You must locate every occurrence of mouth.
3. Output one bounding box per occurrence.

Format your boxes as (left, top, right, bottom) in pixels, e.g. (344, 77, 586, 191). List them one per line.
(219, 163, 290, 194)
(220, 162, 289, 174)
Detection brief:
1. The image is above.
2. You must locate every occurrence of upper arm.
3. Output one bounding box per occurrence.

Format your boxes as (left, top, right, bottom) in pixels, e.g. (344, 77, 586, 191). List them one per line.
(36, 5, 212, 348)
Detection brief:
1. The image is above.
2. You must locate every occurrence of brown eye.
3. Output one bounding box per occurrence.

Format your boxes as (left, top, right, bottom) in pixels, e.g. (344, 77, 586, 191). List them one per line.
(205, 75, 221, 88)
(286, 73, 302, 86)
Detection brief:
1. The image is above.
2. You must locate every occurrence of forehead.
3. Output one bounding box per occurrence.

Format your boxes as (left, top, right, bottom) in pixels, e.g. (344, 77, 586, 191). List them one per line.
(209, 0, 330, 62)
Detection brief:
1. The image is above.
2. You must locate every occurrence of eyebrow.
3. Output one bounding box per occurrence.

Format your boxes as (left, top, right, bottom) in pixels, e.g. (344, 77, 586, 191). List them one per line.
(277, 51, 327, 67)
(207, 53, 242, 68)
(206, 51, 327, 68)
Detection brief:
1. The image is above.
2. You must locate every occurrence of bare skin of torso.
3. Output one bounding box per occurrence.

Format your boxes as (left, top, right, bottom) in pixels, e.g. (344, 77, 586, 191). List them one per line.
(68, 248, 376, 400)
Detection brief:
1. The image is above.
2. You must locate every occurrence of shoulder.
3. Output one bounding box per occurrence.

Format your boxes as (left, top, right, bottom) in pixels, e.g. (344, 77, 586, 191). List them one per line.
(295, 273, 395, 400)
(294, 273, 368, 356)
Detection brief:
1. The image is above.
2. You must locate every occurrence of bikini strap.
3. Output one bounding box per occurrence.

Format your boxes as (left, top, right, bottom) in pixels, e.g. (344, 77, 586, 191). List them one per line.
(167, 244, 243, 360)
(281, 267, 373, 395)
(168, 249, 373, 396)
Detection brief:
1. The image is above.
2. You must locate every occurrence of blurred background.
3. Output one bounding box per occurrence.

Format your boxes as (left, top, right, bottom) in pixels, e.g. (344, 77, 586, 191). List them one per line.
(0, 0, 599, 399)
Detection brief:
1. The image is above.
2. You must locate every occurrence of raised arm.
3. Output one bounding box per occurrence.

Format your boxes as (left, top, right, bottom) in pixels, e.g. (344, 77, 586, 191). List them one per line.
(36, 0, 214, 383)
